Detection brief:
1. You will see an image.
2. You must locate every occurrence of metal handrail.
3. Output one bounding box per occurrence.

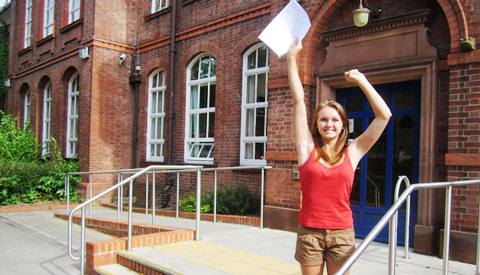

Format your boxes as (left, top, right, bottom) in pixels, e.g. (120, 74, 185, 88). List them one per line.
(118, 165, 272, 228)
(391, 176, 411, 262)
(336, 178, 480, 275)
(67, 165, 202, 274)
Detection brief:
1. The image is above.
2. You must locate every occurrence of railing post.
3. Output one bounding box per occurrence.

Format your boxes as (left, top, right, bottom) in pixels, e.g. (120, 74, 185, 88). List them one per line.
(214, 170, 217, 223)
(65, 175, 70, 213)
(388, 215, 397, 275)
(80, 207, 86, 274)
(89, 174, 93, 216)
(128, 179, 133, 251)
(152, 171, 156, 224)
(195, 168, 201, 241)
(260, 167, 265, 229)
(176, 172, 180, 219)
(120, 174, 124, 213)
(145, 173, 149, 214)
(117, 172, 121, 220)
(443, 186, 452, 275)
(405, 192, 411, 259)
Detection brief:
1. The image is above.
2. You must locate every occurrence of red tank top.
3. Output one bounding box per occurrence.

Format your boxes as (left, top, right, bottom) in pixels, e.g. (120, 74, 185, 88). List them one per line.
(298, 147, 355, 229)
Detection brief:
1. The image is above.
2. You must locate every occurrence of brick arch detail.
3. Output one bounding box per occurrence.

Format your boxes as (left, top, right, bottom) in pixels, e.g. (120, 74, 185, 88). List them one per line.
(38, 75, 52, 90)
(62, 66, 79, 83)
(302, 0, 462, 74)
(180, 40, 224, 69)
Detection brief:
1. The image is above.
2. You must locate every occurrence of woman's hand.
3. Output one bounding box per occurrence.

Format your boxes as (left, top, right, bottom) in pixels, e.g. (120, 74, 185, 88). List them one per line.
(344, 69, 367, 84)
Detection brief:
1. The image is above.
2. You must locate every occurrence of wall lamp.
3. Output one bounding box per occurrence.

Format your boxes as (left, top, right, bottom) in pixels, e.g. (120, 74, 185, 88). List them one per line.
(353, 0, 382, 27)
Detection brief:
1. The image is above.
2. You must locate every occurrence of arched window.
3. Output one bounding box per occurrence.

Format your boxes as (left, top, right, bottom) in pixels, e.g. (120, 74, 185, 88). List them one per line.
(66, 74, 79, 158)
(22, 89, 30, 128)
(185, 54, 216, 163)
(42, 81, 52, 156)
(146, 70, 166, 161)
(240, 44, 269, 165)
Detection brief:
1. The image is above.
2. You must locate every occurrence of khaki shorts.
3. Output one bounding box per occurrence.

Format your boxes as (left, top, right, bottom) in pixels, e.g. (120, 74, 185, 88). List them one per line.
(295, 225, 356, 266)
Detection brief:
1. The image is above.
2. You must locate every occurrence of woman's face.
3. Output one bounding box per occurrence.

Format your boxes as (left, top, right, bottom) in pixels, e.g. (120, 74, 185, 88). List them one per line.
(316, 106, 344, 142)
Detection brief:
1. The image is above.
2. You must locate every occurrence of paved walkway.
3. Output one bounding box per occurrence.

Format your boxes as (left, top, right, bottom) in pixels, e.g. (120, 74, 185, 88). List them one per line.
(0, 206, 477, 275)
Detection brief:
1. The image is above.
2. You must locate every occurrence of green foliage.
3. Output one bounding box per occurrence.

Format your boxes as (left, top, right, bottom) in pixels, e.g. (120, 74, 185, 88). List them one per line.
(216, 183, 259, 215)
(0, 112, 80, 205)
(179, 183, 259, 215)
(179, 193, 212, 213)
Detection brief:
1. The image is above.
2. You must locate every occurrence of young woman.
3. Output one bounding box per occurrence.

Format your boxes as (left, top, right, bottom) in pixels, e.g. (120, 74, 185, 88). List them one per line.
(287, 41, 392, 275)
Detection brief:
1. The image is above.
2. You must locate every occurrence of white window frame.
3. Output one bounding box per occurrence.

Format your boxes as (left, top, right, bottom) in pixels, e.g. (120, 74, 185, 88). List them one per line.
(240, 44, 269, 166)
(23, 90, 30, 128)
(23, 0, 32, 48)
(151, 0, 169, 14)
(146, 70, 166, 162)
(43, 0, 54, 37)
(66, 74, 79, 158)
(68, 0, 80, 24)
(184, 54, 216, 164)
(42, 82, 52, 156)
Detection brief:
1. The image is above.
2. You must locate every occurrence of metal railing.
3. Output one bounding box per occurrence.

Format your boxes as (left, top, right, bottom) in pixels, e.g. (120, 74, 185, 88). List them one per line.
(67, 165, 202, 275)
(336, 178, 480, 275)
(117, 165, 271, 229)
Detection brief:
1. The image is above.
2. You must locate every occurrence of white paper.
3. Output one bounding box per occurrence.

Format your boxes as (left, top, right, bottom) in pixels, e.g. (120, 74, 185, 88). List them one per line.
(258, 0, 311, 58)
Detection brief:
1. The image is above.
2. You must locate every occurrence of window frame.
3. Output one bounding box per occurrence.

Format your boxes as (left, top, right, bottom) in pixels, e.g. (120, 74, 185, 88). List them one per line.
(240, 44, 269, 166)
(24, 0, 32, 48)
(43, 0, 55, 37)
(66, 73, 79, 159)
(23, 90, 30, 128)
(42, 81, 52, 156)
(151, 0, 169, 14)
(184, 54, 216, 164)
(68, 0, 81, 24)
(146, 69, 166, 162)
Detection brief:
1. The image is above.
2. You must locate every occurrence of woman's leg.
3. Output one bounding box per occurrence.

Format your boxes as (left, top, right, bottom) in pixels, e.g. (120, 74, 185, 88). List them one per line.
(325, 261, 349, 275)
(301, 263, 325, 275)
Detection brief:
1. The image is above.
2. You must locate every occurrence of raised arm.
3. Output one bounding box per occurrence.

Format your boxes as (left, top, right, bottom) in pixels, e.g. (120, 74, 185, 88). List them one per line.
(287, 43, 314, 165)
(345, 69, 392, 168)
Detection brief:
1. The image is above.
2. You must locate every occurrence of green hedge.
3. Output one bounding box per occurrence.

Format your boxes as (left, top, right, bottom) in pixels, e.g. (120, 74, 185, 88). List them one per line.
(0, 111, 80, 205)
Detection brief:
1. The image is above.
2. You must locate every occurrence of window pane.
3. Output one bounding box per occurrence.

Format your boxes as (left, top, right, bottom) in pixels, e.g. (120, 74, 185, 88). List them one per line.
(247, 75, 255, 103)
(366, 118, 386, 208)
(245, 143, 253, 159)
(152, 73, 158, 88)
(248, 51, 256, 69)
(190, 114, 197, 138)
(199, 113, 207, 138)
(199, 85, 208, 108)
(199, 145, 211, 158)
(210, 57, 216, 76)
(246, 109, 254, 136)
(156, 118, 162, 138)
(191, 61, 199, 80)
(150, 144, 155, 157)
(346, 95, 363, 112)
(157, 92, 163, 113)
(257, 73, 266, 102)
(394, 91, 415, 109)
(209, 84, 216, 107)
(151, 92, 157, 113)
(255, 143, 265, 160)
(190, 85, 198, 109)
(156, 144, 161, 157)
(150, 118, 156, 139)
(158, 72, 164, 86)
(208, 112, 215, 137)
(258, 47, 267, 68)
(255, 107, 265, 136)
(200, 57, 209, 79)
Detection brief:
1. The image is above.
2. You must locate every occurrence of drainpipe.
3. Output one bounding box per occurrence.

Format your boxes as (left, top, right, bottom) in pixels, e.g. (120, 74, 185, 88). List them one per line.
(161, 0, 178, 208)
(129, 53, 142, 168)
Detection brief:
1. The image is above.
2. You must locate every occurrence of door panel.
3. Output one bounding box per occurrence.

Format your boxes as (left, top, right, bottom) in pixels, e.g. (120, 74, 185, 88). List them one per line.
(337, 80, 420, 245)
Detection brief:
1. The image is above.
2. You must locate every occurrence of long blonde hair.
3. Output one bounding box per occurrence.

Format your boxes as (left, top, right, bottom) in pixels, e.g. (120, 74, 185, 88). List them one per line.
(310, 100, 349, 165)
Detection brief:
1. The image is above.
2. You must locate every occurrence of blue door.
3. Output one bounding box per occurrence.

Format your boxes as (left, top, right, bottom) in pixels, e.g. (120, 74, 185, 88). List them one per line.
(336, 80, 420, 245)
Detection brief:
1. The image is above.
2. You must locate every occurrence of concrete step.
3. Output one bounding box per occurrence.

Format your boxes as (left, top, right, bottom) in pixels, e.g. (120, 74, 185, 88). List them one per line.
(95, 263, 140, 275)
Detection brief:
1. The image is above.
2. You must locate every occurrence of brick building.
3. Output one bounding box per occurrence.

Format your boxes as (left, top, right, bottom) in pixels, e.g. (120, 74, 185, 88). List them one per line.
(3, 0, 480, 263)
